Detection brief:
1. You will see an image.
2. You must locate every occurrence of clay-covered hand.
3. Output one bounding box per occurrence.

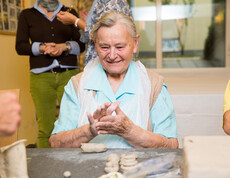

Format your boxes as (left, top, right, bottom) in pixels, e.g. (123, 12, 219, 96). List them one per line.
(95, 105, 134, 137)
(93, 101, 121, 121)
(88, 101, 121, 136)
(57, 11, 77, 25)
(93, 102, 111, 121)
(87, 112, 98, 137)
(0, 92, 21, 136)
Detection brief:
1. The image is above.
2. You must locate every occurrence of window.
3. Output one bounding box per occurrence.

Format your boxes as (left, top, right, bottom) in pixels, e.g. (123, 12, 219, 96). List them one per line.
(131, 0, 228, 69)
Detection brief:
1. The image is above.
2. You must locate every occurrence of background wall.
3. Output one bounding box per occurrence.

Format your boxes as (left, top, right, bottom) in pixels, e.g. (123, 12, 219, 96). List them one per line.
(0, 0, 37, 146)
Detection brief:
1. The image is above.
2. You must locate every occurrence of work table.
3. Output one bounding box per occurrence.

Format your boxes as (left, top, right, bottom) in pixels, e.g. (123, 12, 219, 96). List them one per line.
(26, 148, 182, 178)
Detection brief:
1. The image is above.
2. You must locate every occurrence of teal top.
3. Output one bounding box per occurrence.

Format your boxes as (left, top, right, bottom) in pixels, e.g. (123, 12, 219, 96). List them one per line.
(52, 62, 177, 148)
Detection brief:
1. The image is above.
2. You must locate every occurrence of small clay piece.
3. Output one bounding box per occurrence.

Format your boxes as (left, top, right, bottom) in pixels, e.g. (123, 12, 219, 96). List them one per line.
(107, 153, 120, 162)
(98, 172, 125, 178)
(119, 153, 138, 173)
(80, 143, 107, 153)
(104, 153, 120, 173)
(106, 161, 119, 167)
(120, 159, 138, 167)
(104, 166, 119, 173)
(120, 153, 138, 159)
(63, 171, 71, 178)
(120, 165, 137, 172)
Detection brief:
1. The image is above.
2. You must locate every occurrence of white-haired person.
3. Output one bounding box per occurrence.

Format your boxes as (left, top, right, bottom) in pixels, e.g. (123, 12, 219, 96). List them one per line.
(49, 11, 178, 148)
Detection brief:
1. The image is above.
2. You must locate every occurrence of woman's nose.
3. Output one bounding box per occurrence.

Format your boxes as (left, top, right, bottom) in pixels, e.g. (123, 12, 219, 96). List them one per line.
(108, 48, 117, 60)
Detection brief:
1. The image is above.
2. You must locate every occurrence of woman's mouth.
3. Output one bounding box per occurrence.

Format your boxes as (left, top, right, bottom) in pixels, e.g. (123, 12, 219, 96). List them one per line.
(106, 59, 123, 64)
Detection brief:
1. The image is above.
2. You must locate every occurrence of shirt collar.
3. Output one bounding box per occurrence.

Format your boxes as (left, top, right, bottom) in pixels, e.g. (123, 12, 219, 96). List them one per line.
(85, 62, 138, 101)
(34, 0, 63, 21)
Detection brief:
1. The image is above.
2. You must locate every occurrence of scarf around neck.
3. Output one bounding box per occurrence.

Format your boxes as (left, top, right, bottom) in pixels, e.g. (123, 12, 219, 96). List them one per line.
(39, 0, 59, 12)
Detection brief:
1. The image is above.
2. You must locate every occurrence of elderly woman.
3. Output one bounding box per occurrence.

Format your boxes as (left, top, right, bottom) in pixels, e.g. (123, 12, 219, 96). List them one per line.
(49, 11, 178, 148)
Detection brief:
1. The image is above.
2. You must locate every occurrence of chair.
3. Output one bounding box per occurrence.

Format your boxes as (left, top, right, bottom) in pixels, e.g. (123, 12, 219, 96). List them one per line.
(0, 89, 20, 147)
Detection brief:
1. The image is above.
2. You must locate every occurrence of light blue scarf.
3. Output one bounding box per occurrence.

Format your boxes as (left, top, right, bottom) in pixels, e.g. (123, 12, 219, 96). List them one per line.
(39, 0, 58, 12)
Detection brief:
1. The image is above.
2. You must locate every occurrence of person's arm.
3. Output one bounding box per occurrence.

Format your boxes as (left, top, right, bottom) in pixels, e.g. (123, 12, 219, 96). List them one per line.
(0, 92, 21, 137)
(69, 9, 86, 53)
(223, 80, 230, 134)
(57, 11, 87, 31)
(49, 81, 96, 148)
(123, 125, 178, 148)
(223, 80, 230, 135)
(16, 10, 46, 56)
(15, 10, 34, 55)
(95, 84, 178, 148)
(49, 124, 95, 148)
(95, 106, 178, 149)
(223, 110, 230, 135)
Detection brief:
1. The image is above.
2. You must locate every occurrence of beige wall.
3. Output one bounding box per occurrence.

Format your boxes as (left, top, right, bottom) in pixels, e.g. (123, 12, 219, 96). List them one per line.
(0, 0, 37, 146)
(0, 35, 37, 146)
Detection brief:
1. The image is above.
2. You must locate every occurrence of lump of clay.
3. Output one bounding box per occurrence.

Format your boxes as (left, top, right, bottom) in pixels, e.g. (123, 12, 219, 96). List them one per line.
(104, 153, 120, 173)
(108, 153, 120, 162)
(98, 172, 125, 178)
(80, 143, 107, 153)
(63, 171, 71, 178)
(104, 166, 119, 173)
(120, 153, 138, 173)
(120, 159, 138, 167)
(120, 153, 138, 160)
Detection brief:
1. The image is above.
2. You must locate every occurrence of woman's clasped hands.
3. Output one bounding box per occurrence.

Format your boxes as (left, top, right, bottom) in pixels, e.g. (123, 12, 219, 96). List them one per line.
(40, 42, 67, 57)
(87, 101, 134, 137)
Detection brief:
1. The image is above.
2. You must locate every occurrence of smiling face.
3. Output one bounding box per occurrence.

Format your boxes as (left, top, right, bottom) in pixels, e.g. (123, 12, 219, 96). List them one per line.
(94, 22, 139, 78)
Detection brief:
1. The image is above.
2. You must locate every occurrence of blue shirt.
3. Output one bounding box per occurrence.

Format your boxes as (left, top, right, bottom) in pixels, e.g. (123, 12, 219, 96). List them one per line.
(31, 1, 81, 74)
(52, 62, 178, 146)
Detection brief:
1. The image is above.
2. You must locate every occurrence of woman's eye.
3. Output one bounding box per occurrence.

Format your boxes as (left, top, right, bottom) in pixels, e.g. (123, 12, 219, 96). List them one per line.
(101, 47, 109, 49)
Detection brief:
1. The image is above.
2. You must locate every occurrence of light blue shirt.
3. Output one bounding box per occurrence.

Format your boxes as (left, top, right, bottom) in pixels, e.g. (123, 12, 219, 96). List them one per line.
(52, 62, 177, 147)
(31, 1, 80, 74)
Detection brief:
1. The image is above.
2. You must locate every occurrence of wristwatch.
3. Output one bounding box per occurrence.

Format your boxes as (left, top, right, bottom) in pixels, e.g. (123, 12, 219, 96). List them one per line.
(65, 42, 71, 55)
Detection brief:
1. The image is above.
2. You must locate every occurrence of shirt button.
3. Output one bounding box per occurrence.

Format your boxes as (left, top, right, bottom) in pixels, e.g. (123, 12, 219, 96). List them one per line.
(51, 27, 54, 29)
(52, 34, 54, 36)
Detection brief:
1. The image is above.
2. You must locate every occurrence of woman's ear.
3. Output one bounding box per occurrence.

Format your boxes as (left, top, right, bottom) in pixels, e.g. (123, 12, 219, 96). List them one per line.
(133, 34, 140, 54)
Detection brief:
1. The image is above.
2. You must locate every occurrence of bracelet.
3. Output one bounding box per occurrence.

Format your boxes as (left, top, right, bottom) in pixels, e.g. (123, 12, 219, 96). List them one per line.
(74, 18, 80, 27)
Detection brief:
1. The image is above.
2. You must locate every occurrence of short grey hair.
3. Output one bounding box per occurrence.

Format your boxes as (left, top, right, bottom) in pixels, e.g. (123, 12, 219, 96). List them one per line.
(91, 11, 137, 41)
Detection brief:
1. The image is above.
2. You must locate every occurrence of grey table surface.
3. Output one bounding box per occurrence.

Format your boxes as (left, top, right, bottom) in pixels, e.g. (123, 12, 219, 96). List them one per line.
(26, 148, 182, 178)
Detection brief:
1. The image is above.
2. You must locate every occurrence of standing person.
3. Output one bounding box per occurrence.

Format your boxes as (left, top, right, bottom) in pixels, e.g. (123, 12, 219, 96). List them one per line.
(49, 11, 178, 148)
(223, 80, 230, 135)
(57, 0, 132, 64)
(0, 92, 21, 137)
(15, 0, 85, 148)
